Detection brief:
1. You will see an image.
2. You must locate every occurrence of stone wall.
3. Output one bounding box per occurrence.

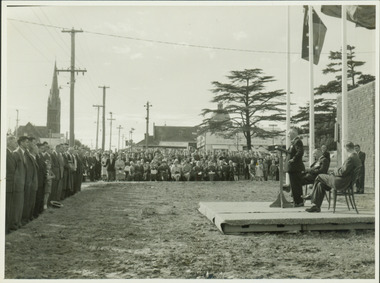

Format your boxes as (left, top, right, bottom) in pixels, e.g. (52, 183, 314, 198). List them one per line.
(336, 81, 376, 189)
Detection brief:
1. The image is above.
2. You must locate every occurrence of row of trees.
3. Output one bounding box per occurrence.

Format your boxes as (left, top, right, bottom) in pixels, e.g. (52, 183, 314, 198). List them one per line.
(200, 45, 374, 150)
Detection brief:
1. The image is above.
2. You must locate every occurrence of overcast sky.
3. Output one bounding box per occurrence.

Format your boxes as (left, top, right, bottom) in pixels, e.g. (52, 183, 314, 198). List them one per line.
(2, 1, 377, 150)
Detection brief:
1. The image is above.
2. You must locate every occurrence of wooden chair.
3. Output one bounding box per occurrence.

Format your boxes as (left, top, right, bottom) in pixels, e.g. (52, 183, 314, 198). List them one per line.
(328, 166, 362, 214)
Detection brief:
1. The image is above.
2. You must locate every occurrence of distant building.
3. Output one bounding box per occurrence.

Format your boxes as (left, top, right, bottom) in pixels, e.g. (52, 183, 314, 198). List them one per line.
(197, 103, 284, 152)
(135, 124, 198, 149)
(46, 61, 61, 134)
(15, 122, 49, 142)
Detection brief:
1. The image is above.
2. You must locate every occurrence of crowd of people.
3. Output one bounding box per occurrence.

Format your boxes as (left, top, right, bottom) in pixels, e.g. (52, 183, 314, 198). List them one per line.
(6, 131, 366, 232)
(6, 135, 284, 234)
(6, 136, 85, 234)
(85, 148, 281, 183)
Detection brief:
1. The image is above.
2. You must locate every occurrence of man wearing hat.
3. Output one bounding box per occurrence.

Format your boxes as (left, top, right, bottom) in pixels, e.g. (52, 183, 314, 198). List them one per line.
(11, 136, 29, 229)
(24, 137, 39, 222)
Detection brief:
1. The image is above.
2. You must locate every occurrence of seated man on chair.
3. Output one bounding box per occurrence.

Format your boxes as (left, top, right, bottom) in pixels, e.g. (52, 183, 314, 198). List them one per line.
(282, 148, 329, 193)
(301, 148, 330, 186)
(303, 142, 361, 212)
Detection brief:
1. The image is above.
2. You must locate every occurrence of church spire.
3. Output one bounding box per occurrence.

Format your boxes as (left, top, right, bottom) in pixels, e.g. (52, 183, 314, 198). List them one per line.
(47, 60, 61, 134)
(51, 60, 58, 91)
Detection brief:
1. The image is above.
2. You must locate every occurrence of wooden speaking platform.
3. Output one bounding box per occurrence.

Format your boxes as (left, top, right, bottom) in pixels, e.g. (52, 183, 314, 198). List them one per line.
(199, 148, 374, 234)
(198, 201, 375, 234)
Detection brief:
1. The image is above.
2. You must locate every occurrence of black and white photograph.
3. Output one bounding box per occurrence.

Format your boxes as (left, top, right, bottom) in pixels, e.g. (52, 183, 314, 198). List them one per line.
(1, 0, 378, 281)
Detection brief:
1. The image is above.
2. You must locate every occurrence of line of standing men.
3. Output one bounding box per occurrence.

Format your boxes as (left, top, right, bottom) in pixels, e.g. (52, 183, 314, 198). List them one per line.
(5, 135, 84, 234)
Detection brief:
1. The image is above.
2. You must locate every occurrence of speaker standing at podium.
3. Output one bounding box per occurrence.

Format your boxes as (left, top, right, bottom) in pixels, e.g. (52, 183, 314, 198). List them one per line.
(284, 128, 305, 207)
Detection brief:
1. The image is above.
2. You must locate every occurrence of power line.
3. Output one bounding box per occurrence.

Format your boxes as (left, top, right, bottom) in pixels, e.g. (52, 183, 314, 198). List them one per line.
(9, 21, 51, 62)
(37, 8, 71, 58)
(9, 18, 375, 55)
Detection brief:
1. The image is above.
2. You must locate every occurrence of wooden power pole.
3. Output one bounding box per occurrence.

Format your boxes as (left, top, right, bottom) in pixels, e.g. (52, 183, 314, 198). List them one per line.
(144, 101, 152, 150)
(57, 28, 86, 147)
(92, 104, 103, 150)
(117, 125, 123, 151)
(98, 86, 110, 151)
(108, 112, 115, 151)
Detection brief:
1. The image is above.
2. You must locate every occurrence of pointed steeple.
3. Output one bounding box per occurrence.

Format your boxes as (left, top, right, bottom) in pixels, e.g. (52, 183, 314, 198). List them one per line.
(51, 60, 59, 92)
(47, 60, 61, 134)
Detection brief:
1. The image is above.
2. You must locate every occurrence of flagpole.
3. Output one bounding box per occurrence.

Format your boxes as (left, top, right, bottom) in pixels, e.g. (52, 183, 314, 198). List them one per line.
(341, 5, 348, 163)
(286, 5, 290, 185)
(308, 5, 315, 166)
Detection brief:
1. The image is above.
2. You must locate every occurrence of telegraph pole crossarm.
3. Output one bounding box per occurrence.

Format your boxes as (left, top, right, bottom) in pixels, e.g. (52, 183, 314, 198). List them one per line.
(57, 27, 87, 147)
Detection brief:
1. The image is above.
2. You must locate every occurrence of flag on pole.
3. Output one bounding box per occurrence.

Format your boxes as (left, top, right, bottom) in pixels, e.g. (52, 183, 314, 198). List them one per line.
(321, 5, 376, 30)
(301, 6, 327, 65)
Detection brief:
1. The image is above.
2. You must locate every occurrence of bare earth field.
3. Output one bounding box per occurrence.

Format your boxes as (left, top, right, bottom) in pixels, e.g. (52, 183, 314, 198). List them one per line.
(4, 181, 376, 279)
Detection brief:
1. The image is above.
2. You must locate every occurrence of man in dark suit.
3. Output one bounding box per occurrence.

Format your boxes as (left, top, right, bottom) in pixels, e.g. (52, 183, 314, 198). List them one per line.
(74, 148, 84, 193)
(55, 144, 65, 200)
(34, 143, 46, 217)
(12, 136, 29, 229)
(321, 145, 331, 162)
(67, 147, 76, 196)
(354, 144, 366, 194)
(87, 152, 96, 181)
(305, 142, 361, 212)
(106, 153, 116, 181)
(301, 149, 330, 186)
(50, 144, 61, 201)
(285, 128, 305, 207)
(22, 137, 39, 224)
(61, 144, 71, 199)
(6, 135, 18, 233)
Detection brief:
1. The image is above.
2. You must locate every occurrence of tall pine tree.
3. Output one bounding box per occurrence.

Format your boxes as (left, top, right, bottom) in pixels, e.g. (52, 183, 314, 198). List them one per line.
(200, 69, 286, 150)
(293, 45, 375, 150)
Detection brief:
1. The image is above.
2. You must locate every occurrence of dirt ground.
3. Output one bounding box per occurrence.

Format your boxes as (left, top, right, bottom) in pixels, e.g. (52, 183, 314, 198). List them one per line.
(4, 180, 376, 279)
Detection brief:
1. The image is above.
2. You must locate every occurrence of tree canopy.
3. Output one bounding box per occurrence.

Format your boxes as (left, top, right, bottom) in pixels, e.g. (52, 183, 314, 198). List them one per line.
(293, 45, 374, 150)
(200, 69, 286, 150)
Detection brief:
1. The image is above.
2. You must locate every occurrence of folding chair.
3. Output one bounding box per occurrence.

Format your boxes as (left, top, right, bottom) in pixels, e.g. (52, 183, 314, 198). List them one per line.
(328, 166, 362, 214)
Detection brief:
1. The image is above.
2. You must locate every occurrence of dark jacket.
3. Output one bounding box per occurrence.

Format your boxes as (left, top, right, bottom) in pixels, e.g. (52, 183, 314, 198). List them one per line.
(318, 152, 361, 190)
(308, 155, 330, 176)
(358, 151, 366, 169)
(13, 147, 27, 193)
(106, 158, 116, 172)
(25, 151, 38, 192)
(50, 151, 61, 181)
(285, 137, 305, 173)
(6, 149, 17, 193)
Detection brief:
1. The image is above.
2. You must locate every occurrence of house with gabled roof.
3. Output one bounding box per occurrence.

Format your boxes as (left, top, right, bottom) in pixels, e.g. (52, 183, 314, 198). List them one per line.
(135, 124, 198, 149)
